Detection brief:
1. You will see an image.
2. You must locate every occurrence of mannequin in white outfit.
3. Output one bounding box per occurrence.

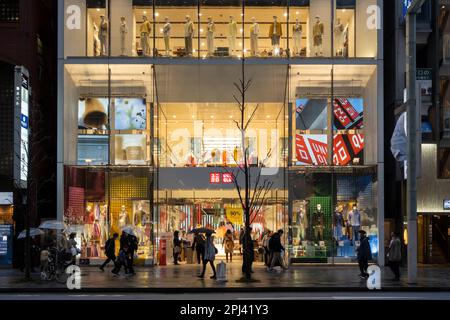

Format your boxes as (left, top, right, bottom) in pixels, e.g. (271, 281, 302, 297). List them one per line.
(118, 205, 129, 228)
(120, 16, 128, 56)
(93, 22, 101, 56)
(206, 17, 215, 57)
(228, 16, 237, 56)
(163, 17, 171, 56)
(250, 17, 259, 56)
(292, 19, 302, 56)
(99, 15, 108, 56)
(334, 18, 345, 56)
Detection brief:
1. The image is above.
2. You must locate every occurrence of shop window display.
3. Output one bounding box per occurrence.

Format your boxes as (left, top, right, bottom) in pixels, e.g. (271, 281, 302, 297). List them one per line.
(334, 5, 355, 58)
(154, 0, 198, 57)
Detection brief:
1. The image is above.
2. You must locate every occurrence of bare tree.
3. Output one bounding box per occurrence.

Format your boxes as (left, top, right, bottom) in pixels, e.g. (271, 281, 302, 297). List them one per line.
(13, 101, 55, 280)
(227, 76, 274, 281)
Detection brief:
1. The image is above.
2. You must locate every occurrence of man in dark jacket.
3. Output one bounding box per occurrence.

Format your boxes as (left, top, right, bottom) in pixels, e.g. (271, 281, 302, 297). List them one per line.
(356, 230, 372, 279)
(268, 229, 288, 271)
(100, 233, 118, 271)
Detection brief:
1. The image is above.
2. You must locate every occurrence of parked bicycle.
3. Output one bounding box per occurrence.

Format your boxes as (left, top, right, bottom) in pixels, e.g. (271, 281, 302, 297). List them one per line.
(40, 247, 73, 283)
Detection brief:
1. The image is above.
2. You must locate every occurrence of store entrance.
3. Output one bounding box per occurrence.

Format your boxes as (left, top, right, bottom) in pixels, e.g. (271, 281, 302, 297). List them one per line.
(156, 189, 288, 265)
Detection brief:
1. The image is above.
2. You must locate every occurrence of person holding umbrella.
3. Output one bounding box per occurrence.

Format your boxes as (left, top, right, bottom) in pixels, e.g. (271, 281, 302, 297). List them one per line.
(198, 232, 217, 279)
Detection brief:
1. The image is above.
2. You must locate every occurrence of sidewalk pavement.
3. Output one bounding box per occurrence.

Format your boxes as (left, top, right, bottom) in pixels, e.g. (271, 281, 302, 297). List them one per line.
(1, 261, 450, 292)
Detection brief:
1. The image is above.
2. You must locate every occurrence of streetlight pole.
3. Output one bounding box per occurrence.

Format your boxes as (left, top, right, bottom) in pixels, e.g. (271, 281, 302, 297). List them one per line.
(406, 0, 426, 284)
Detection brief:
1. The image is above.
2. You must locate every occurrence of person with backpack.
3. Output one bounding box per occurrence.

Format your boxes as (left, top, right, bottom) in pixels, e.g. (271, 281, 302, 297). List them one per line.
(268, 229, 288, 272)
(100, 233, 118, 271)
(356, 230, 372, 279)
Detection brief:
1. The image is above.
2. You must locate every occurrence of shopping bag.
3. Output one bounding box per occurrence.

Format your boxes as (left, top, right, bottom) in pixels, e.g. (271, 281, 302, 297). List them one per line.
(216, 261, 227, 282)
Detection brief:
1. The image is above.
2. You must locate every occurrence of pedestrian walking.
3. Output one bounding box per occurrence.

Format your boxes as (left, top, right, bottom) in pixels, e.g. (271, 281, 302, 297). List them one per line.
(128, 233, 138, 275)
(356, 230, 372, 279)
(68, 232, 78, 265)
(173, 230, 181, 265)
(192, 232, 205, 264)
(222, 229, 234, 263)
(198, 234, 217, 279)
(268, 229, 288, 271)
(119, 231, 130, 274)
(262, 230, 272, 267)
(100, 233, 118, 271)
(112, 244, 129, 276)
(387, 232, 402, 281)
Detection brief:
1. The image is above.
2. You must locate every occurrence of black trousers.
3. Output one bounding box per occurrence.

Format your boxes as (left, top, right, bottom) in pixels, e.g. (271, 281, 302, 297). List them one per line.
(200, 259, 216, 277)
(264, 247, 270, 266)
(195, 246, 204, 264)
(127, 251, 135, 274)
(101, 255, 116, 269)
(389, 261, 401, 279)
(358, 258, 369, 276)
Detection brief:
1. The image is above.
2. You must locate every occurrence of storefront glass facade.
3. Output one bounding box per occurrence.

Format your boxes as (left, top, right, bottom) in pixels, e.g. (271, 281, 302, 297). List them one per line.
(63, 0, 379, 59)
(59, 1, 383, 265)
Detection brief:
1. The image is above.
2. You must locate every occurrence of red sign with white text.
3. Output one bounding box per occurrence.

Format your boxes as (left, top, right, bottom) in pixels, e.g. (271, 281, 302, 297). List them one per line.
(348, 134, 365, 155)
(333, 134, 351, 165)
(295, 134, 313, 164)
(210, 172, 221, 184)
(222, 173, 233, 184)
(309, 138, 328, 165)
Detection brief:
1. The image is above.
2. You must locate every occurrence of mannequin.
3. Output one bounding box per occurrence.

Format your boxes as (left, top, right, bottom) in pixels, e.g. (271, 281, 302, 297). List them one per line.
(312, 15, 324, 56)
(292, 19, 302, 56)
(343, 22, 349, 58)
(120, 16, 128, 56)
(312, 203, 324, 242)
(163, 17, 171, 56)
(269, 16, 282, 56)
(348, 204, 361, 244)
(93, 22, 101, 56)
(228, 16, 237, 56)
(140, 15, 151, 56)
(334, 18, 344, 57)
(333, 206, 344, 241)
(184, 15, 194, 56)
(118, 205, 129, 228)
(297, 208, 308, 241)
(206, 17, 215, 57)
(249, 17, 259, 56)
(99, 15, 108, 56)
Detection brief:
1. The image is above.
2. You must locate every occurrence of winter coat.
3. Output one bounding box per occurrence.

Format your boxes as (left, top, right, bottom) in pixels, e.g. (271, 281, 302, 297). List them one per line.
(104, 238, 116, 257)
(357, 236, 372, 261)
(268, 233, 284, 253)
(387, 238, 402, 262)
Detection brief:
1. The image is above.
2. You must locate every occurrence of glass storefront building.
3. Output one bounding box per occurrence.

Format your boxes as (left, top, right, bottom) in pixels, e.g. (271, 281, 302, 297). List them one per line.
(58, 0, 384, 265)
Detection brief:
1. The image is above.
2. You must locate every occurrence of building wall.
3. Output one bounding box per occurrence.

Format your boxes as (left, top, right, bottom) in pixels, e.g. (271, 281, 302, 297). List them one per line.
(417, 144, 450, 213)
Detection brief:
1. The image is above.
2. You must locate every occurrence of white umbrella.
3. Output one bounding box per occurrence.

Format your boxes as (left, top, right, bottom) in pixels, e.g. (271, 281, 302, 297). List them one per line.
(121, 225, 137, 236)
(39, 220, 68, 230)
(17, 228, 44, 239)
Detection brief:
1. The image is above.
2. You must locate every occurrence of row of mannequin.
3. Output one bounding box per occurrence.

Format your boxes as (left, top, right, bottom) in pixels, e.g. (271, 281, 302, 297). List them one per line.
(93, 14, 349, 57)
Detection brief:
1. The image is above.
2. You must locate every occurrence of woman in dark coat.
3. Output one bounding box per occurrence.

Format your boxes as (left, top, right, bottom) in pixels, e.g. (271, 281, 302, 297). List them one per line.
(173, 231, 181, 265)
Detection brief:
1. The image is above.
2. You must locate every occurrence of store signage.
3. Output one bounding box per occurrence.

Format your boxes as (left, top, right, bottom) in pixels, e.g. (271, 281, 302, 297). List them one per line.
(403, 0, 413, 17)
(0, 193, 13, 205)
(209, 172, 221, 184)
(226, 208, 243, 225)
(0, 225, 11, 256)
(222, 173, 233, 184)
(209, 172, 233, 184)
(14, 66, 29, 188)
(66, 5, 81, 30)
(417, 68, 432, 81)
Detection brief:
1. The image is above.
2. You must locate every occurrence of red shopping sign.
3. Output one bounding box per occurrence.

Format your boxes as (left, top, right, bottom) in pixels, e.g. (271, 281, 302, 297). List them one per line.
(333, 134, 351, 166)
(309, 138, 328, 165)
(295, 134, 313, 164)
